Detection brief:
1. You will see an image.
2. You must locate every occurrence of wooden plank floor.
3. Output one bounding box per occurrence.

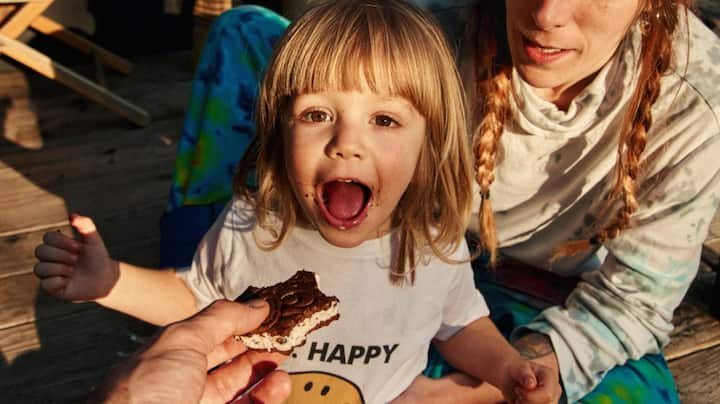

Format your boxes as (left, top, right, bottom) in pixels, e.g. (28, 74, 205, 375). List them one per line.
(0, 50, 719, 403)
(0, 51, 190, 403)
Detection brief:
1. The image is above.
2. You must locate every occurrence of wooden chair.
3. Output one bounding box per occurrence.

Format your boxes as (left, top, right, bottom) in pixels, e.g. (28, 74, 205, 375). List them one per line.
(192, 0, 243, 64)
(0, 0, 150, 126)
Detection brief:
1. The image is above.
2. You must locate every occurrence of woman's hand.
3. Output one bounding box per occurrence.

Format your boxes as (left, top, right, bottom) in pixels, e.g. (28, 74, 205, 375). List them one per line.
(500, 357, 562, 404)
(510, 333, 563, 403)
(34, 214, 118, 301)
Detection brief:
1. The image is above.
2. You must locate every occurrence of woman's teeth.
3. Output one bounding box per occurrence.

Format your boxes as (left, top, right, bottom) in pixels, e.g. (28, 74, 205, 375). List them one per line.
(537, 46, 563, 53)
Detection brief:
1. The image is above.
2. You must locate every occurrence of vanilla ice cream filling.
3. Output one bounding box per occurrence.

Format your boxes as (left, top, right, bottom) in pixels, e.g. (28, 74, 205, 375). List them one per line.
(239, 301, 339, 352)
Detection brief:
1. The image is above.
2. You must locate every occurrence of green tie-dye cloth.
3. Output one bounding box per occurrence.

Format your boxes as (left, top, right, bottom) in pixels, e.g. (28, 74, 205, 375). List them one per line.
(167, 6, 288, 211)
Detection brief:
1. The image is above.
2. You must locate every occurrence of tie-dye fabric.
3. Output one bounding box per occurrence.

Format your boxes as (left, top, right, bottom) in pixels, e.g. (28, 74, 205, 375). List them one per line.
(425, 261, 680, 404)
(167, 6, 288, 211)
(160, 6, 287, 267)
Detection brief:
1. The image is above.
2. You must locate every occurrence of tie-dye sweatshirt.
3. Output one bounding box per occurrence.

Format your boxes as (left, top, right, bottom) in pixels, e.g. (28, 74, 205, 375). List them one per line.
(469, 12, 720, 402)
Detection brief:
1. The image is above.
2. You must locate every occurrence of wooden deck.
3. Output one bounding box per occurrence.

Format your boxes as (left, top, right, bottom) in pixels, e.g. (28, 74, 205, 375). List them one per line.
(0, 50, 719, 403)
(0, 51, 189, 403)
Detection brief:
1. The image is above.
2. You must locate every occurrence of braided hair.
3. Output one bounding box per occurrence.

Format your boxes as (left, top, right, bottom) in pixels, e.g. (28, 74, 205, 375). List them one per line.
(469, 0, 693, 265)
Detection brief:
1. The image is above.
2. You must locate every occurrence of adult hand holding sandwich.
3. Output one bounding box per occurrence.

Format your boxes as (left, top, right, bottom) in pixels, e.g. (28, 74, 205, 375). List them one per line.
(90, 299, 291, 404)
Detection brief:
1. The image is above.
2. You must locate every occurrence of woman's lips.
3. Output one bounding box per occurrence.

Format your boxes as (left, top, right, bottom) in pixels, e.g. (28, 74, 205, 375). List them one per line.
(522, 36, 572, 64)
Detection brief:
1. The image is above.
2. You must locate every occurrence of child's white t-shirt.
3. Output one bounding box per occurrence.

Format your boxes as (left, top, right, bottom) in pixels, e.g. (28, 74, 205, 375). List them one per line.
(178, 197, 489, 404)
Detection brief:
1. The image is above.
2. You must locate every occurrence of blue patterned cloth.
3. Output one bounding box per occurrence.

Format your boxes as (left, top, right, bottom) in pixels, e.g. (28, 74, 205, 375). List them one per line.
(168, 6, 288, 210)
(161, 6, 680, 403)
(160, 6, 288, 267)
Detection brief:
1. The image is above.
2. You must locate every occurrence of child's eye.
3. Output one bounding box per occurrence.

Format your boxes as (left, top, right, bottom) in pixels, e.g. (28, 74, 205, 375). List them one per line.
(373, 115, 399, 127)
(301, 110, 332, 123)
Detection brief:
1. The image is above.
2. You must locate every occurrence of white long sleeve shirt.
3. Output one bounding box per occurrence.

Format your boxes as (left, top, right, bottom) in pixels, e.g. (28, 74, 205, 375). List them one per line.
(470, 12, 720, 402)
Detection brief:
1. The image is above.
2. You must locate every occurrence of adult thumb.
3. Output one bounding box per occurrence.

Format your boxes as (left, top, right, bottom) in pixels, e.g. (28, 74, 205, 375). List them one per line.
(189, 299, 271, 351)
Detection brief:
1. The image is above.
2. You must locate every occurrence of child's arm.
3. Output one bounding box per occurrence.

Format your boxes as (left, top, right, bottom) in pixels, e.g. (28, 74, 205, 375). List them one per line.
(34, 214, 197, 325)
(433, 317, 562, 403)
(391, 373, 504, 404)
(95, 260, 198, 325)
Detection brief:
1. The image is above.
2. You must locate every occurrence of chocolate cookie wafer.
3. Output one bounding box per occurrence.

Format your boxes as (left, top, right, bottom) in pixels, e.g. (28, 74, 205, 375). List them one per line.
(235, 270, 340, 353)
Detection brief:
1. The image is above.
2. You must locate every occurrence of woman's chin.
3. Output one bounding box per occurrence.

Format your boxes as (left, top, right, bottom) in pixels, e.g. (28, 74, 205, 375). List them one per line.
(516, 65, 566, 90)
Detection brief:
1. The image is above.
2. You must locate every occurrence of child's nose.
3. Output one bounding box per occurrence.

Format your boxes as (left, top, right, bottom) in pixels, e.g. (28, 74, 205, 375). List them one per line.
(326, 126, 366, 160)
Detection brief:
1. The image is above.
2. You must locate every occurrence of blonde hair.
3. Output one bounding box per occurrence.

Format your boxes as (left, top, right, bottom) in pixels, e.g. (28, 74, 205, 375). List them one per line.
(235, 0, 474, 284)
(469, 0, 693, 265)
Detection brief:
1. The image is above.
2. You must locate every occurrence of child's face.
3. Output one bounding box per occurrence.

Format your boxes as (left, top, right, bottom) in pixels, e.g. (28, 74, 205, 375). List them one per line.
(284, 83, 426, 248)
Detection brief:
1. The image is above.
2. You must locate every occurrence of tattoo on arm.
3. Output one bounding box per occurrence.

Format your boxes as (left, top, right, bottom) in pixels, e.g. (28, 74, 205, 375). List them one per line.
(514, 333, 554, 359)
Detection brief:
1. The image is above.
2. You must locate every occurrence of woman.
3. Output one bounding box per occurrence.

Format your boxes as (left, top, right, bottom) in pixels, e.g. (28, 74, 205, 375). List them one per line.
(423, 0, 719, 402)
(161, 1, 720, 402)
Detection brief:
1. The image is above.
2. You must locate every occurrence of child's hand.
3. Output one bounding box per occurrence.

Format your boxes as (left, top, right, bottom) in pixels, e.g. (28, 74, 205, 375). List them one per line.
(504, 359, 562, 404)
(34, 214, 118, 302)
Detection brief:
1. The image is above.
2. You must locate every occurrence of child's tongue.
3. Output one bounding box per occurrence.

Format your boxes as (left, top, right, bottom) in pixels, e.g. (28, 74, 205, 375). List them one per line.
(324, 181, 365, 220)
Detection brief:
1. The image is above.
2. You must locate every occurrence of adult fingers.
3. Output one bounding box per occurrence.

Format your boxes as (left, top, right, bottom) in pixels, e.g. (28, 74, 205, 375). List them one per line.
(34, 262, 74, 278)
(206, 336, 249, 370)
(205, 361, 291, 404)
(41, 230, 82, 253)
(203, 350, 277, 403)
(163, 299, 270, 356)
(34, 244, 78, 265)
(244, 370, 292, 404)
(206, 336, 287, 370)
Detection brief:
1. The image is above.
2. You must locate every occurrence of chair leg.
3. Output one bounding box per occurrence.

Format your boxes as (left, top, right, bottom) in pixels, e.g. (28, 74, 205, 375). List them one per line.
(0, 32, 151, 127)
(93, 51, 108, 88)
(0, 1, 53, 38)
(30, 16, 133, 75)
(712, 268, 720, 318)
(0, 6, 17, 26)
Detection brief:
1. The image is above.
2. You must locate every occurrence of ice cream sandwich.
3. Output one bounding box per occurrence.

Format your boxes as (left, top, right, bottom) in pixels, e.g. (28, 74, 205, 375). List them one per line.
(235, 270, 340, 353)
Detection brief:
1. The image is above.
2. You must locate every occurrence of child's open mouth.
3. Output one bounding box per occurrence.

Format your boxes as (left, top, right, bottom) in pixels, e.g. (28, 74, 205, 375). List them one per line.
(316, 179, 372, 230)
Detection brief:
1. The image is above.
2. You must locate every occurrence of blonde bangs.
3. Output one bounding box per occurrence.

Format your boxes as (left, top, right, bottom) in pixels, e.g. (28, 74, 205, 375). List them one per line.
(265, 1, 451, 124)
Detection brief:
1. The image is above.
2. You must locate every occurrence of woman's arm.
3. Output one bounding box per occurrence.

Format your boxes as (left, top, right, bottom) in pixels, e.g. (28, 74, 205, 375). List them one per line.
(513, 334, 559, 371)
(517, 135, 720, 401)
